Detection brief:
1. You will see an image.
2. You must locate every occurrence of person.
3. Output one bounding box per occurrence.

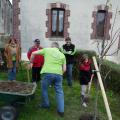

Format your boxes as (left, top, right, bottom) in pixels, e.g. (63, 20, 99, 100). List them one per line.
(4, 37, 20, 81)
(30, 42, 66, 117)
(79, 54, 94, 107)
(27, 39, 44, 83)
(61, 37, 76, 87)
(0, 51, 3, 65)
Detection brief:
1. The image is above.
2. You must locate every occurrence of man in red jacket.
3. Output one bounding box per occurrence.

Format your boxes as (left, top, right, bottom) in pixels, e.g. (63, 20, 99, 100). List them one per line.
(27, 39, 44, 83)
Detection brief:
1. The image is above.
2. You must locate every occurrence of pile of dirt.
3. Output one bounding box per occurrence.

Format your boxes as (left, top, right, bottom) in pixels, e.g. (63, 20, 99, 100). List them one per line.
(79, 113, 100, 120)
(0, 81, 34, 94)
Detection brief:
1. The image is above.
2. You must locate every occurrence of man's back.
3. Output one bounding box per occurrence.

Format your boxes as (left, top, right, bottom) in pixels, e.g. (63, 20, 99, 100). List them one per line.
(38, 48, 66, 75)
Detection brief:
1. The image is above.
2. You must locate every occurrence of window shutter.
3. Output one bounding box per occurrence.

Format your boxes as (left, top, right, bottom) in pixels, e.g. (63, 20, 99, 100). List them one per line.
(46, 9, 52, 38)
(91, 11, 97, 39)
(105, 12, 112, 40)
(64, 10, 70, 38)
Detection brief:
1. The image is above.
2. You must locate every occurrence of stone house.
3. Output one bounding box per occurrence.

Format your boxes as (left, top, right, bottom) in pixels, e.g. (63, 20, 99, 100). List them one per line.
(12, 0, 120, 62)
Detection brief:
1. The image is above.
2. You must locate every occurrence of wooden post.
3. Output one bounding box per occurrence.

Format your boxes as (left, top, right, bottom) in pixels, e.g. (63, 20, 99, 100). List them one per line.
(27, 69, 30, 83)
(92, 56, 112, 120)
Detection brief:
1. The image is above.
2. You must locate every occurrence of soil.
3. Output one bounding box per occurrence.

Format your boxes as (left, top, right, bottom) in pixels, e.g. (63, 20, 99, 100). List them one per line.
(0, 81, 34, 94)
(79, 113, 100, 120)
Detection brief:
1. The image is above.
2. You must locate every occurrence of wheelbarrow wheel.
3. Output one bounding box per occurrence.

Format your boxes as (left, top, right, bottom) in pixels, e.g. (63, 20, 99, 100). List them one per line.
(0, 106, 18, 120)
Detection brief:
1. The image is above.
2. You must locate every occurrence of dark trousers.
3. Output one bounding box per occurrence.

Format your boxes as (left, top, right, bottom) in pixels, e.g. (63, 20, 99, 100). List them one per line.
(32, 67, 42, 82)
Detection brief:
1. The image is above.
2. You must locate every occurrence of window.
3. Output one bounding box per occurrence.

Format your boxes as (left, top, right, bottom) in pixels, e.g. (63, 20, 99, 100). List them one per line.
(91, 5, 112, 40)
(46, 3, 70, 39)
(51, 8, 65, 37)
(96, 10, 106, 38)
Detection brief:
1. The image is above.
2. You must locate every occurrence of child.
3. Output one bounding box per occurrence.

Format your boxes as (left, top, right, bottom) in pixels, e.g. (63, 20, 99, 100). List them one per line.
(79, 54, 94, 107)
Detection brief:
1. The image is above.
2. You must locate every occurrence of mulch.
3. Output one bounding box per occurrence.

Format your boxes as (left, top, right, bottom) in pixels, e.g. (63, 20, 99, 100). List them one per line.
(0, 81, 34, 94)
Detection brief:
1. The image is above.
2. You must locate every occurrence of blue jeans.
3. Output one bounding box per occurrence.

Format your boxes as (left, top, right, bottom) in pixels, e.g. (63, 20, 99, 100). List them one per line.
(41, 73, 64, 112)
(66, 64, 73, 86)
(8, 61, 16, 81)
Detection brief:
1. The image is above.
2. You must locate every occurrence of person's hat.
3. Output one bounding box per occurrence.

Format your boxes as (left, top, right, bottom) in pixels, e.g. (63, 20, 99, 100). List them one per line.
(34, 39, 40, 43)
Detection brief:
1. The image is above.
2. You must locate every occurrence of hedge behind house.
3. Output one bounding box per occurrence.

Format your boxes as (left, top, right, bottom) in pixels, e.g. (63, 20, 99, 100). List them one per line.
(73, 50, 120, 95)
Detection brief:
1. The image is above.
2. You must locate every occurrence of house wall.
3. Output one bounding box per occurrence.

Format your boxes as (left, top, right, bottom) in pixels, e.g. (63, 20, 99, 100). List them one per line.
(19, 0, 120, 63)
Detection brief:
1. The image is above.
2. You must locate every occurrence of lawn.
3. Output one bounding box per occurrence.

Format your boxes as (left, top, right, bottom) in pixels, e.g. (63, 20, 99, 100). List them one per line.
(0, 69, 120, 120)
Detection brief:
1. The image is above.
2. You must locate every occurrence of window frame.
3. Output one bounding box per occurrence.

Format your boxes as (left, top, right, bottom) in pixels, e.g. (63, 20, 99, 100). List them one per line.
(91, 5, 112, 40)
(46, 3, 70, 39)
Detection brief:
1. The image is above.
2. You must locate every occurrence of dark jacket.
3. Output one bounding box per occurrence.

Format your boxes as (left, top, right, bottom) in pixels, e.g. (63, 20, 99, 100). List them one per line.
(62, 44, 76, 64)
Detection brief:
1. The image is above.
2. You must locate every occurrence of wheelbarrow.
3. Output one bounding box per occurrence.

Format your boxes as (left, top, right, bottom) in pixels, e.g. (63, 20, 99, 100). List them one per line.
(0, 81, 37, 120)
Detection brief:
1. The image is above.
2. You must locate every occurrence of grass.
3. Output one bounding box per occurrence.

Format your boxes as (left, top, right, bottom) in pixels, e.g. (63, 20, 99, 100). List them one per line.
(0, 68, 120, 120)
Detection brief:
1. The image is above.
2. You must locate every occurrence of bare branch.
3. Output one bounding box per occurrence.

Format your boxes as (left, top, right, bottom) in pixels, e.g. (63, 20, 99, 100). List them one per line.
(103, 69, 111, 81)
(103, 27, 120, 51)
(111, 27, 120, 42)
(97, 42, 101, 55)
(102, 31, 120, 57)
(106, 48, 120, 56)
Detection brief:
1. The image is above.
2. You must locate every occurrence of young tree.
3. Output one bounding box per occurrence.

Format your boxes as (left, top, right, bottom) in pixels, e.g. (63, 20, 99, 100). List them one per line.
(93, 0, 120, 120)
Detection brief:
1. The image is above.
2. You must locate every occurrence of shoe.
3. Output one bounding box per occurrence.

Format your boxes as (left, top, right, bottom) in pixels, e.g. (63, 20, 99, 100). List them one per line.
(49, 85, 52, 88)
(33, 82, 37, 86)
(57, 111, 64, 117)
(82, 102, 87, 108)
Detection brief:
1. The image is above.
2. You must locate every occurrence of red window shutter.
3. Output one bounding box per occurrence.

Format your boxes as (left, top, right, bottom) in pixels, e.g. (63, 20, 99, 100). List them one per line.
(91, 11, 97, 39)
(64, 10, 70, 38)
(105, 12, 112, 40)
(46, 9, 52, 38)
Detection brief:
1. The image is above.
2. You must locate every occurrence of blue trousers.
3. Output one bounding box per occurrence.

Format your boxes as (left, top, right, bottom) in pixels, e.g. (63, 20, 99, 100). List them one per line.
(41, 73, 64, 112)
(66, 64, 73, 86)
(8, 61, 16, 81)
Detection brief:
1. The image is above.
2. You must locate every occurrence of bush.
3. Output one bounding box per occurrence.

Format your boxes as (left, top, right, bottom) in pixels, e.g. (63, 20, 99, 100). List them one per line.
(100, 60, 120, 95)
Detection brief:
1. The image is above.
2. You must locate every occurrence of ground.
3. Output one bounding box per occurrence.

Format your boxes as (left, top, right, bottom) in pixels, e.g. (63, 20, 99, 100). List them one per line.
(0, 69, 120, 120)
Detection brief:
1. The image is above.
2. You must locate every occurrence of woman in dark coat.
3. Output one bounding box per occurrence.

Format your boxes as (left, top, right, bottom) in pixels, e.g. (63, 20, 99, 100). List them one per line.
(79, 54, 93, 107)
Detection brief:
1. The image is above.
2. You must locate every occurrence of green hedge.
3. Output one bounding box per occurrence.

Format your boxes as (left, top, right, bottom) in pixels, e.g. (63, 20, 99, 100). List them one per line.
(100, 60, 120, 95)
(73, 50, 120, 95)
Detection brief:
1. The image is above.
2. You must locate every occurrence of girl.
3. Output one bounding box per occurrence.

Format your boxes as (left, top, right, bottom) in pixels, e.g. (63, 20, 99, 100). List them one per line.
(79, 54, 94, 107)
